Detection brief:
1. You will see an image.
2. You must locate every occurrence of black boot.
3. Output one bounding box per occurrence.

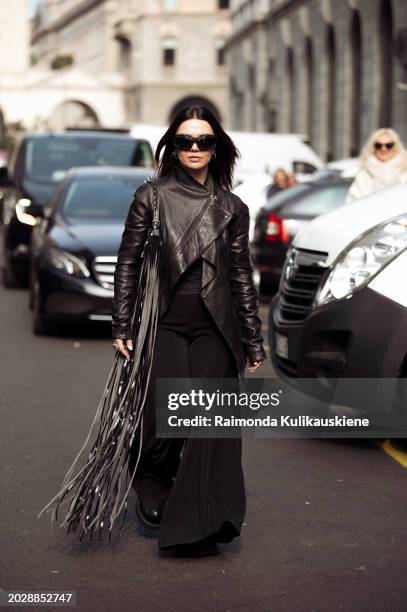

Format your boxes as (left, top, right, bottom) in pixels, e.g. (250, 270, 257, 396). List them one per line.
(135, 494, 166, 529)
(160, 536, 220, 558)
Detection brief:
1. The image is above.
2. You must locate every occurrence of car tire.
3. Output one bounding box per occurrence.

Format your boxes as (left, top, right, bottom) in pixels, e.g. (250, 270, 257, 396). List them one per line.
(2, 260, 23, 288)
(32, 274, 54, 336)
(28, 258, 36, 310)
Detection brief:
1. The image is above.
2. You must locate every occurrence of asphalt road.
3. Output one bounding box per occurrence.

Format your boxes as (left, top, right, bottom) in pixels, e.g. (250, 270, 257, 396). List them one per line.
(1, 281, 407, 612)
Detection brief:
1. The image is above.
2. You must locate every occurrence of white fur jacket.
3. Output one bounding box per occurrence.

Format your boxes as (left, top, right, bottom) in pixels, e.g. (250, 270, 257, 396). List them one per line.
(346, 153, 407, 203)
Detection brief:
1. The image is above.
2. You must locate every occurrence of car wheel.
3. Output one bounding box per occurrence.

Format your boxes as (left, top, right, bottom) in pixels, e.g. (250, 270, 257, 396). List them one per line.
(32, 276, 54, 336)
(2, 259, 23, 288)
(28, 257, 36, 310)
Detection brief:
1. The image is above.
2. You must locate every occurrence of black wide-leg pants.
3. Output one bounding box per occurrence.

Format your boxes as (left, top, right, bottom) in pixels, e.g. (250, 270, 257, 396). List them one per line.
(128, 292, 246, 549)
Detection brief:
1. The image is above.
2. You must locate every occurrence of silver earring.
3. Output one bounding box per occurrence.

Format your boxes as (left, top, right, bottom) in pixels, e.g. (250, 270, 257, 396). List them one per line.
(212, 152, 216, 159)
(172, 151, 177, 158)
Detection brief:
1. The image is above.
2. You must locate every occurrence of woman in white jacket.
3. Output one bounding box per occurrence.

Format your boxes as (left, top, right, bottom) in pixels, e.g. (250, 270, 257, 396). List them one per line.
(346, 127, 407, 203)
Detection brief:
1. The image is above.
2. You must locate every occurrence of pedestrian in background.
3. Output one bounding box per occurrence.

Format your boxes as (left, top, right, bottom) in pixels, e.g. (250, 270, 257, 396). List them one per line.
(266, 167, 290, 199)
(346, 127, 407, 203)
(287, 174, 298, 188)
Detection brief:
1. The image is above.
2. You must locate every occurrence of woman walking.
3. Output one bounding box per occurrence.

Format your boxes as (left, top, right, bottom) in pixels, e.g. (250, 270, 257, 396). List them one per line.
(112, 105, 267, 557)
(346, 127, 407, 203)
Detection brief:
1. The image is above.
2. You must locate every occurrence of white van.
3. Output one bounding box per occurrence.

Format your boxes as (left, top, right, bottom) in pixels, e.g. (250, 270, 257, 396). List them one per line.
(268, 183, 407, 384)
(229, 130, 323, 187)
(129, 124, 323, 184)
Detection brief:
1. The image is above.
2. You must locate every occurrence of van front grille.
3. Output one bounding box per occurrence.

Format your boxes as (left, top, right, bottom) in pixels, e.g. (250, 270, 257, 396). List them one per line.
(277, 249, 328, 323)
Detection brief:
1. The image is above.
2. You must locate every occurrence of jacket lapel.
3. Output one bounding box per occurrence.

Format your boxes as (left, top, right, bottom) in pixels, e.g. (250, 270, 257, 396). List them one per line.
(157, 163, 235, 294)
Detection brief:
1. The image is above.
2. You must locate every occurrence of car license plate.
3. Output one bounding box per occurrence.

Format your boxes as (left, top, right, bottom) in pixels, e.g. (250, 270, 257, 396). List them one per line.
(275, 333, 289, 359)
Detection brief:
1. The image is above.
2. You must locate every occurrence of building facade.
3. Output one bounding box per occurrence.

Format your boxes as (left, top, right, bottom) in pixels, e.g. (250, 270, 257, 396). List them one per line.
(31, 0, 232, 126)
(0, 0, 30, 137)
(0, 0, 29, 76)
(226, 0, 407, 160)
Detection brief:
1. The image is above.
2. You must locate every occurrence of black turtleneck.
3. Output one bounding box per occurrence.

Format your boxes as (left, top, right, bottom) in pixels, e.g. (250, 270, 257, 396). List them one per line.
(170, 162, 211, 295)
(172, 159, 214, 192)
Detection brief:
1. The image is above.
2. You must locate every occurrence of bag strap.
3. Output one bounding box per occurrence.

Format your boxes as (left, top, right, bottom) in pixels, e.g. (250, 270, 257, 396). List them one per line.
(144, 176, 160, 236)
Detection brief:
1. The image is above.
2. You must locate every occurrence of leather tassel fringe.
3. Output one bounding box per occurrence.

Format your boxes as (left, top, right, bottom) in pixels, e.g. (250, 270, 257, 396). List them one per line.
(37, 183, 162, 542)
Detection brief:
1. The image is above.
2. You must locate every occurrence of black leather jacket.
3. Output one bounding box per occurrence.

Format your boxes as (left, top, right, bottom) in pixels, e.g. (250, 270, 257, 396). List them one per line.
(111, 161, 267, 377)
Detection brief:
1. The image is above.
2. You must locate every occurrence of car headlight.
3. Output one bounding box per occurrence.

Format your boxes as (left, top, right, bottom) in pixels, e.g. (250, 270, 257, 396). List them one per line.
(314, 213, 407, 307)
(45, 247, 90, 278)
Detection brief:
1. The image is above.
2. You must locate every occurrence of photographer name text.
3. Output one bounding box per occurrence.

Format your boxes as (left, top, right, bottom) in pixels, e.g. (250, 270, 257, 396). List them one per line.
(167, 415, 370, 428)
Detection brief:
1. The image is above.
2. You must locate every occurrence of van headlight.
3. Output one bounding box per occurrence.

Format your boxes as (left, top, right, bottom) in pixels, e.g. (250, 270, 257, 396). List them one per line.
(314, 213, 407, 307)
(45, 247, 90, 278)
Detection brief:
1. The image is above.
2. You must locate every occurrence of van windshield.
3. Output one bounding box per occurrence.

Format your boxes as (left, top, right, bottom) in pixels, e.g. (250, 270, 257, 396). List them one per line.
(24, 136, 153, 184)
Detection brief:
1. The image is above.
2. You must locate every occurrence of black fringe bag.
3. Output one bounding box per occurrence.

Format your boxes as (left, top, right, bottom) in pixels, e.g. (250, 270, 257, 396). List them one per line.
(37, 177, 162, 542)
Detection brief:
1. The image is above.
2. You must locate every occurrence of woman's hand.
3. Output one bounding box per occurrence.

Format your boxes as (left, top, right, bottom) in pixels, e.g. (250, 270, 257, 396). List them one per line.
(247, 360, 264, 373)
(113, 338, 133, 360)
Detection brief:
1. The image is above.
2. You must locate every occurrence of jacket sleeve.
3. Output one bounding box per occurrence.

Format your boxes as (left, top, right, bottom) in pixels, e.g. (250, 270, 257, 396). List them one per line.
(111, 184, 152, 339)
(345, 169, 372, 203)
(229, 199, 267, 364)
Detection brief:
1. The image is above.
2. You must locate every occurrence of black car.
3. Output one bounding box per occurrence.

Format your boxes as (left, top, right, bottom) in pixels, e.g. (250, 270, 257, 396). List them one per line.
(29, 166, 153, 334)
(0, 131, 154, 287)
(251, 177, 352, 294)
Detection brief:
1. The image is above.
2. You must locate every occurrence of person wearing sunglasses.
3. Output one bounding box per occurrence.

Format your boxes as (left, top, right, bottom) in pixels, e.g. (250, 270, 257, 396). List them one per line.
(112, 105, 267, 557)
(346, 127, 407, 203)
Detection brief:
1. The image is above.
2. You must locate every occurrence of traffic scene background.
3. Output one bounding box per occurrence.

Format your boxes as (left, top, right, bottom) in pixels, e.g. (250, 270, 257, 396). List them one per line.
(1, 1, 407, 611)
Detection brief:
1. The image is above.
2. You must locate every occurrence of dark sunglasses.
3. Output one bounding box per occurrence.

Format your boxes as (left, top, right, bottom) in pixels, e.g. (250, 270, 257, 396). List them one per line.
(173, 134, 217, 151)
(374, 142, 394, 150)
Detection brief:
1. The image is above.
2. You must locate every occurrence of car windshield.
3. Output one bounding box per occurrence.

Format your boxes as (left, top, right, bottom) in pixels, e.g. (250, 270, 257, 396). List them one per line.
(266, 184, 311, 208)
(276, 183, 350, 217)
(60, 175, 149, 221)
(25, 136, 153, 184)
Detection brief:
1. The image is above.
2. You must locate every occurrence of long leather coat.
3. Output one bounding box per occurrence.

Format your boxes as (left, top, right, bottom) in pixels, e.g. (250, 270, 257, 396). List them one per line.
(111, 160, 267, 377)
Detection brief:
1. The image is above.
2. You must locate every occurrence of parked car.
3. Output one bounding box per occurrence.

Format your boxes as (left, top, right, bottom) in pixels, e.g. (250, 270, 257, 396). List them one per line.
(268, 184, 407, 395)
(29, 166, 153, 334)
(251, 176, 352, 294)
(326, 157, 359, 179)
(0, 130, 154, 287)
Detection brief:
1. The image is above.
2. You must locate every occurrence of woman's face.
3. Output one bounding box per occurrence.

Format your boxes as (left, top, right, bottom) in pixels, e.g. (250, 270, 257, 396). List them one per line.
(174, 119, 216, 171)
(373, 134, 397, 162)
(274, 170, 288, 188)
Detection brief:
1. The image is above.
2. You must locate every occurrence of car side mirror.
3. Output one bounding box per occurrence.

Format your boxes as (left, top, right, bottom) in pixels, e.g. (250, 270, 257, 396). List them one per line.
(0, 166, 14, 187)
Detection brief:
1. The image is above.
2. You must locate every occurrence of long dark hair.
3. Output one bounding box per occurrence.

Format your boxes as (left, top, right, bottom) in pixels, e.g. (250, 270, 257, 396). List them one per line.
(154, 105, 241, 191)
